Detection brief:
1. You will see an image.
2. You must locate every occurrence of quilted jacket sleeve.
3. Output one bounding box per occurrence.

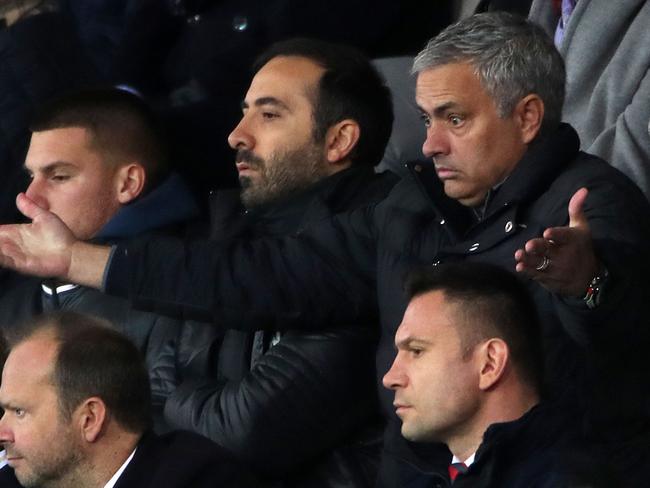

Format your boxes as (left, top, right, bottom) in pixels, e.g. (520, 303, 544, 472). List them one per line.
(105, 204, 382, 331)
(162, 327, 380, 477)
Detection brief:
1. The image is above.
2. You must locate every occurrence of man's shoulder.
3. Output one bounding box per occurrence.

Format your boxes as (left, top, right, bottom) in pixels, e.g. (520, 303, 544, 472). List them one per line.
(322, 166, 399, 212)
(116, 431, 257, 488)
(550, 151, 649, 209)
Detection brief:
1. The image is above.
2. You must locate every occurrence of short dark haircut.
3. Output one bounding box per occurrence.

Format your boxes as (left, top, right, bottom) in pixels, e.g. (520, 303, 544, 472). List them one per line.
(30, 87, 169, 190)
(405, 262, 545, 393)
(253, 38, 394, 167)
(6, 311, 152, 434)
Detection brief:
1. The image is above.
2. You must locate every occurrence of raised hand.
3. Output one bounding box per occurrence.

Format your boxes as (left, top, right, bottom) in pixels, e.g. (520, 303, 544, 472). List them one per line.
(0, 193, 76, 278)
(514, 187, 600, 297)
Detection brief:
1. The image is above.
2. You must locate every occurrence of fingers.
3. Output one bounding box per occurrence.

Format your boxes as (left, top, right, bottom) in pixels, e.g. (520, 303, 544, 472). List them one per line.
(568, 187, 589, 229)
(0, 225, 24, 270)
(514, 242, 549, 272)
(515, 252, 549, 274)
(523, 237, 552, 256)
(513, 188, 594, 296)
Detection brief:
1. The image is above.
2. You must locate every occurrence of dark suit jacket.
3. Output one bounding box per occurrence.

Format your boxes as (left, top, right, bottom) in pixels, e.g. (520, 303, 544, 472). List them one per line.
(0, 462, 21, 488)
(114, 430, 258, 488)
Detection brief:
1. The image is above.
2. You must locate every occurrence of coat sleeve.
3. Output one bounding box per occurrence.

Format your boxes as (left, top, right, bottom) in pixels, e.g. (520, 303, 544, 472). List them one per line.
(162, 327, 381, 477)
(105, 204, 381, 331)
(549, 159, 650, 345)
(586, 65, 650, 199)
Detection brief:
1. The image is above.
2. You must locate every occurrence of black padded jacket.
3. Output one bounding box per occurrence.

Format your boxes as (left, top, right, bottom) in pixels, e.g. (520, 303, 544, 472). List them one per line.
(164, 166, 398, 486)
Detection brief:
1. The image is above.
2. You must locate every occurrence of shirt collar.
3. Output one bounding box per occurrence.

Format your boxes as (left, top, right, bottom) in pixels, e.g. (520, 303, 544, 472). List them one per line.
(451, 452, 476, 467)
(103, 448, 137, 488)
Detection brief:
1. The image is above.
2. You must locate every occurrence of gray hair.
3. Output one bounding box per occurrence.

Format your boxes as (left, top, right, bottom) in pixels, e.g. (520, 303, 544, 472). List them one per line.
(412, 12, 565, 134)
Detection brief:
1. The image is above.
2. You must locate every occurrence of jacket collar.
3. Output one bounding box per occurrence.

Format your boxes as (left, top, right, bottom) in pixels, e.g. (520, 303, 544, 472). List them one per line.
(210, 165, 379, 237)
(487, 123, 580, 210)
(96, 173, 199, 241)
(407, 123, 581, 231)
(401, 402, 575, 485)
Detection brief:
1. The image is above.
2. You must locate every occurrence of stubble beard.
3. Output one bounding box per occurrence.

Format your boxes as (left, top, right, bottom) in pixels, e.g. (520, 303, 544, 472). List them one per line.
(238, 141, 329, 209)
(13, 433, 85, 488)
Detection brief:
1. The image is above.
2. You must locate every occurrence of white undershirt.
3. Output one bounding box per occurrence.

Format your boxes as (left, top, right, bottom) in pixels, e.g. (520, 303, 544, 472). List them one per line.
(451, 452, 476, 467)
(103, 448, 137, 488)
(0, 449, 7, 469)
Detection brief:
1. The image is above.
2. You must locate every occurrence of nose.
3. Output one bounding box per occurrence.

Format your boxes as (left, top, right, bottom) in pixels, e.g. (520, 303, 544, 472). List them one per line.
(382, 354, 407, 391)
(24, 176, 50, 210)
(227, 115, 255, 151)
(0, 412, 14, 445)
(422, 123, 450, 160)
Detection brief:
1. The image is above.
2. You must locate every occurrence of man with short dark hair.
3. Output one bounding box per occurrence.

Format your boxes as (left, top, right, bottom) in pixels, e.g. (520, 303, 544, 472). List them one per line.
(382, 263, 580, 486)
(0, 88, 215, 433)
(23, 88, 173, 240)
(164, 38, 397, 486)
(0, 311, 255, 488)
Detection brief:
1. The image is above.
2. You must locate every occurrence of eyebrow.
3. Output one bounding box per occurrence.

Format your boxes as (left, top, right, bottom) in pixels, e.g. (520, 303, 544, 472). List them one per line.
(416, 101, 461, 118)
(0, 399, 15, 410)
(241, 97, 290, 112)
(23, 161, 77, 175)
(395, 337, 432, 350)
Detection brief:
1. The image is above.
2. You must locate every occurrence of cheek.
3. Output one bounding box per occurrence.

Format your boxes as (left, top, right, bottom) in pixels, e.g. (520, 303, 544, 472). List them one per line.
(420, 361, 473, 407)
(63, 180, 106, 209)
(13, 424, 39, 454)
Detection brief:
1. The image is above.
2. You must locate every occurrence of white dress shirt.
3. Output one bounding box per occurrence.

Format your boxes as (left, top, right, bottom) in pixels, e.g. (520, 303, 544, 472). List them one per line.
(103, 448, 137, 488)
(451, 451, 476, 468)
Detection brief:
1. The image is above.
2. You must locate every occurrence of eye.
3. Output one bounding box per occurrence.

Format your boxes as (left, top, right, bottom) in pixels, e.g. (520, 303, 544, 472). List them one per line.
(448, 114, 464, 126)
(262, 112, 279, 120)
(419, 113, 431, 128)
(50, 174, 70, 182)
(14, 408, 25, 418)
(409, 348, 424, 358)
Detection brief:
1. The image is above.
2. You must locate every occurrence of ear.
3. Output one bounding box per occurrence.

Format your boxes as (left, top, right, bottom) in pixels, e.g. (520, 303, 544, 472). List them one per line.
(115, 163, 146, 204)
(324, 119, 360, 167)
(75, 397, 107, 443)
(514, 94, 544, 145)
(477, 338, 509, 391)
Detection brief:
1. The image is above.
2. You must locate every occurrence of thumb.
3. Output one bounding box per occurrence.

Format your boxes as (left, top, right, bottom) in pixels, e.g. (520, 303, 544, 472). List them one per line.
(568, 187, 589, 229)
(16, 192, 48, 221)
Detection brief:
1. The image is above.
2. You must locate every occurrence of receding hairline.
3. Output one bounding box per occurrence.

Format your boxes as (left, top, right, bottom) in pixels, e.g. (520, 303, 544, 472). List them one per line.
(5, 328, 61, 388)
(254, 55, 324, 109)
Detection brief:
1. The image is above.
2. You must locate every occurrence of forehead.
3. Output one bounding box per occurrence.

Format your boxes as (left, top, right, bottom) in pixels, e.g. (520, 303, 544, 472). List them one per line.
(0, 336, 57, 400)
(415, 62, 492, 111)
(25, 127, 103, 170)
(396, 291, 461, 343)
(247, 55, 325, 108)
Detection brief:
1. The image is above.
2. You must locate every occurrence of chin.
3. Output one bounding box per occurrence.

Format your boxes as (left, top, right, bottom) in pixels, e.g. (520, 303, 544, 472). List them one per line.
(451, 192, 484, 207)
(401, 425, 424, 442)
(442, 185, 484, 207)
